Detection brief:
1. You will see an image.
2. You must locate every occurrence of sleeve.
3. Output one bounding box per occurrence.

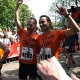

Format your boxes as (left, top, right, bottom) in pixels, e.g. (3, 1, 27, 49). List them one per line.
(58, 30, 67, 40)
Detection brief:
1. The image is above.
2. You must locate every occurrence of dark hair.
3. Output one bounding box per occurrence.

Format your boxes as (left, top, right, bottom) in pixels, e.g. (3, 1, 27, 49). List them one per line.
(39, 15, 53, 30)
(29, 17, 37, 25)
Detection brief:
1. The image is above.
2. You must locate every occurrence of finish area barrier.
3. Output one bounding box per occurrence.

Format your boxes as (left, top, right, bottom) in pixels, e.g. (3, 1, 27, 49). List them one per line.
(0, 42, 20, 58)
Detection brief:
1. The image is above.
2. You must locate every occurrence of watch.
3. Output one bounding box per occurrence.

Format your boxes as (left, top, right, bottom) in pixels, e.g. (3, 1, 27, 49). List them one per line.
(65, 14, 70, 18)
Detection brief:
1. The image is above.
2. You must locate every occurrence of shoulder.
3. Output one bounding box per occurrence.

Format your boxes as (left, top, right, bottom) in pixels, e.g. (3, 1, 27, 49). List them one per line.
(55, 30, 66, 33)
(51, 30, 66, 35)
(18, 27, 26, 34)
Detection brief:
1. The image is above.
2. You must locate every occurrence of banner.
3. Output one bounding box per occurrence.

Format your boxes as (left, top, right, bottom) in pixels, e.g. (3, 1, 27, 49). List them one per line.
(2, 42, 20, 58)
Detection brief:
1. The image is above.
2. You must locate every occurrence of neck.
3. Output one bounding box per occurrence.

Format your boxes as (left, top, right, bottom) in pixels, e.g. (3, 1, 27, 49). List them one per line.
(27, 30, 34, 35)
(43, 28, 52, 34)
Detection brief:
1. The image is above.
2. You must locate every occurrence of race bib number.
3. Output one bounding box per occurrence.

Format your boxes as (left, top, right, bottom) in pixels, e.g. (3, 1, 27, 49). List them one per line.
(21, 47, 33, 61)
(39, 48, 52, 60)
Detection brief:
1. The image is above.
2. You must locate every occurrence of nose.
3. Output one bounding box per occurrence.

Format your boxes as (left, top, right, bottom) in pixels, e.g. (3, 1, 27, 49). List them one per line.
(27, 25, 31, 28)
(39, 23, 43, 26)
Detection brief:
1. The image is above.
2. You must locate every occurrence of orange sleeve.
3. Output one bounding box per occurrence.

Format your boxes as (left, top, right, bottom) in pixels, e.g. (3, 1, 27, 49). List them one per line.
(17, 26, 23, 37)
(57, 30, 67, 40)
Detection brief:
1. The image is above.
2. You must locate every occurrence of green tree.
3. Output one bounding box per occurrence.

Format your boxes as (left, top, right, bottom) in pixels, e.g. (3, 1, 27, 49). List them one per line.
(48, 0, 80, 28)
(0, 0, 34, 30)
(19, 4, 34, 28)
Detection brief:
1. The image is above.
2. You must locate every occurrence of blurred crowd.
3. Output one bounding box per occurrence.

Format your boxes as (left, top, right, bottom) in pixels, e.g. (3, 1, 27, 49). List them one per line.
(0, 27, 19, 46)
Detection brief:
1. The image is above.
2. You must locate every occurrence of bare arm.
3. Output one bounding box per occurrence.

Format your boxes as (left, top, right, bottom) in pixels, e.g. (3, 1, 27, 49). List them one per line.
(56, 4, 80, 37)
(0, 42, 10, 62)
(64, 15, 80, 37)
(14, 0, 23, 32)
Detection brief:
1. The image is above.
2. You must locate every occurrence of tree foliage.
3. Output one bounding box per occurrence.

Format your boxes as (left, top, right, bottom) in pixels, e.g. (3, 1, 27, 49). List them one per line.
(48, 0, 80, 28)
(0, 0, 34, 30)
(19, 4, 34, 28)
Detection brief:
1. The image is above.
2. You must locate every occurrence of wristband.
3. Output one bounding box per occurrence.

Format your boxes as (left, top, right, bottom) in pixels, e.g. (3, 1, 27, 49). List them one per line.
(65, 14, 70, 18)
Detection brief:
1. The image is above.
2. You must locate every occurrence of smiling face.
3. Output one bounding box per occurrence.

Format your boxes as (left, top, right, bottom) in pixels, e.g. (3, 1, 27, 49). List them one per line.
(39, 16, 51, 32)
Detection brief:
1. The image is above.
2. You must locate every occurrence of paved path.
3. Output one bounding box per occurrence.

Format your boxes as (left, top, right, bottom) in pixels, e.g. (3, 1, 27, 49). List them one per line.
(59, 52, 80, 78)
(2, 60, 19, 80)
(1, 52, 80, 80)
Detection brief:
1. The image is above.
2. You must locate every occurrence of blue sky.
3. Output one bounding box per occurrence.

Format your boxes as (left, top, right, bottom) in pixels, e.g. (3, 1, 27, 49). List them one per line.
(23, 0, 53, 21)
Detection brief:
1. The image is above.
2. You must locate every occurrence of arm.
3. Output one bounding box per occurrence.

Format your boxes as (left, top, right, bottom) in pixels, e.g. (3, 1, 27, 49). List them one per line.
(56, 4, 80, 37)
(65, 15, 80, 37)
(14, 0, 23, 32)
(37, 59, 80, 80)
(0, 42, 10, 62)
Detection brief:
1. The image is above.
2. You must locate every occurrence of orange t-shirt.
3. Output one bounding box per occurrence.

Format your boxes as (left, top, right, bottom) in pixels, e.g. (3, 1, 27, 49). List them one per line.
(18, 27, 39, 64)
(37, 30, 66, 59)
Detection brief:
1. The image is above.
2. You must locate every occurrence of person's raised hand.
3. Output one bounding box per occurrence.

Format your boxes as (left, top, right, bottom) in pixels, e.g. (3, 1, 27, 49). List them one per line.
(17, 0, 23, 5)
(56, 4, 69, 17)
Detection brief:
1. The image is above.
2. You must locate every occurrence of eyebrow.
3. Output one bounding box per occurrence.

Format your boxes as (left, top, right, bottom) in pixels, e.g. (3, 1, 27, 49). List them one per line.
(39, 21, 45, 24)
(27, 24, 34, 26)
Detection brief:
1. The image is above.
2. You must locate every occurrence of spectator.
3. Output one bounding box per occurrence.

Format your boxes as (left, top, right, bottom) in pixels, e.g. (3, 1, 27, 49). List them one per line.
(3, 33, 11, 46)
(61, 24, 79, 74)
(6, 27, 12, 38)
(0, 41, 10, 80)
(9, 35, 16, 45)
